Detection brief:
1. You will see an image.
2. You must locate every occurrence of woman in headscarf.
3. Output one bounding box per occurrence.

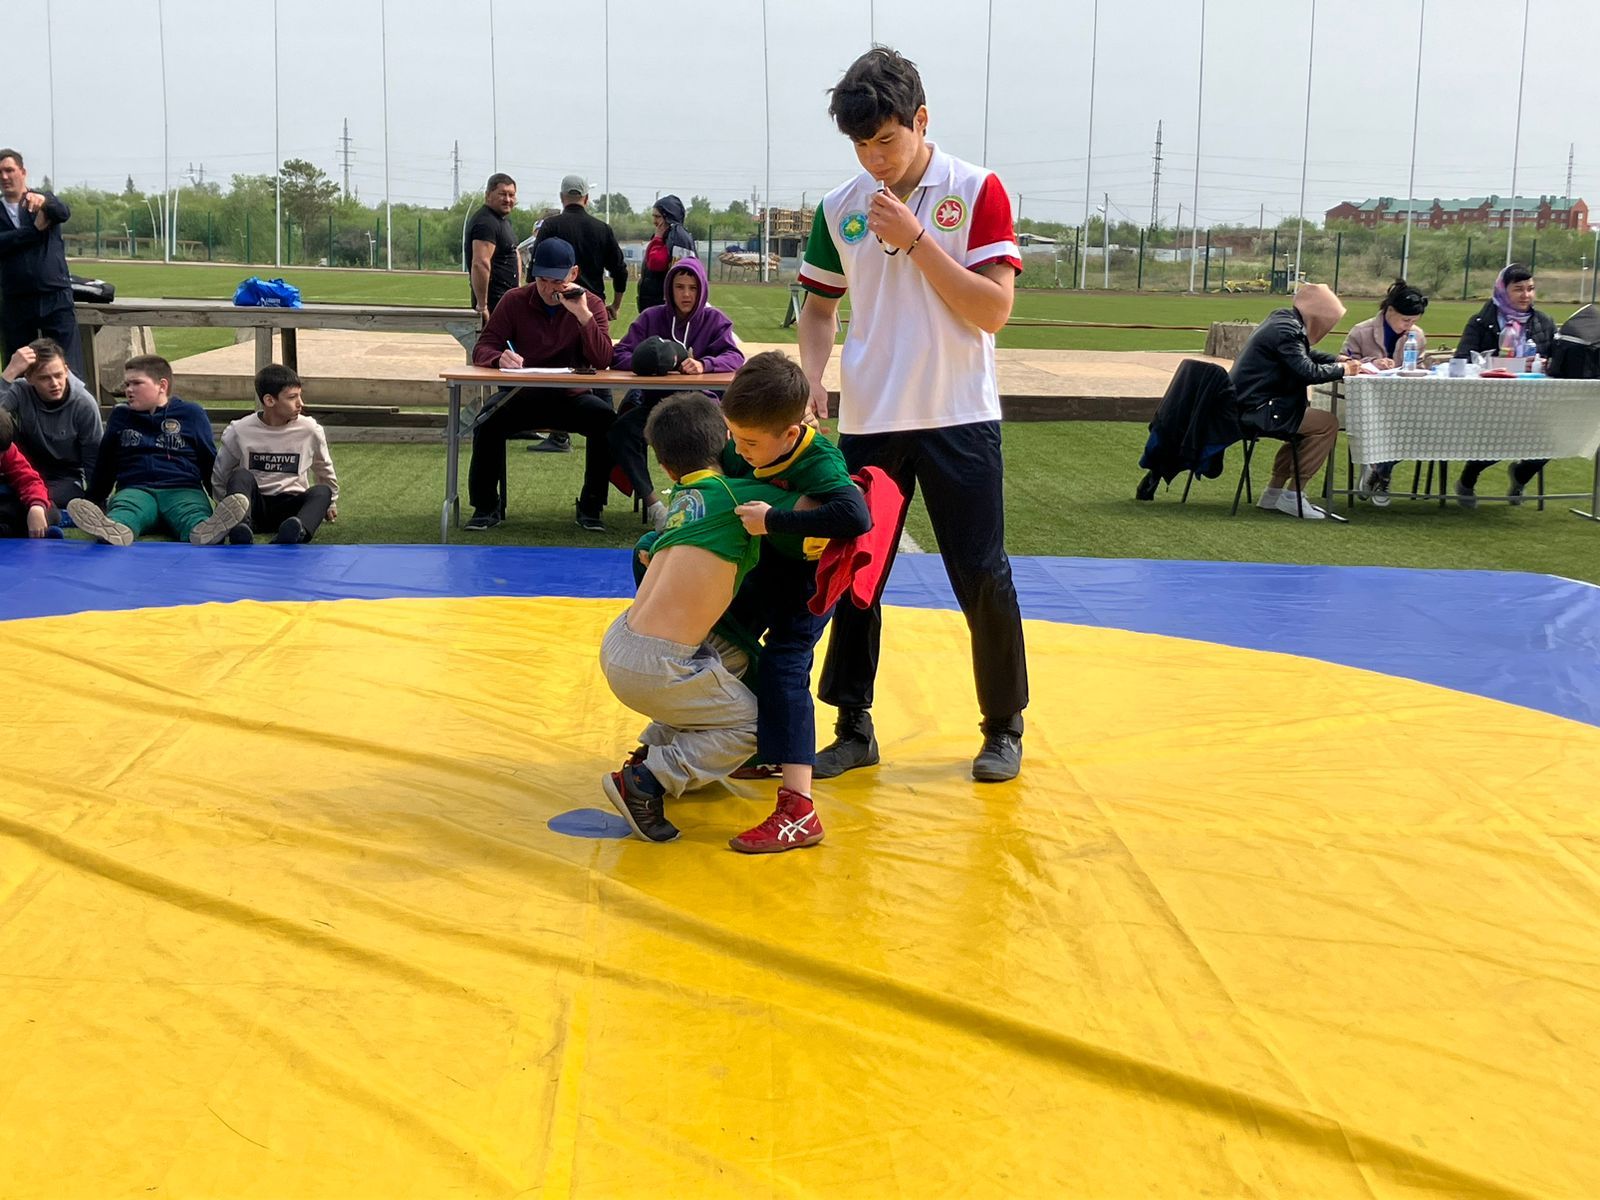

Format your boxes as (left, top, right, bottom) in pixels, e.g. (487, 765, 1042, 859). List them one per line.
(636, 195, 698, 313)
(1228, 282, 1360, 519)
(1345, 279, 1429, 505)
(1452, 263, 1557, 507)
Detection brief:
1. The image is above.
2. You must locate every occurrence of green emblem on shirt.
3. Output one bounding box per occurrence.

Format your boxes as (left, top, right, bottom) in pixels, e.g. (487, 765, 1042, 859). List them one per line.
(839, 211, 869, 244)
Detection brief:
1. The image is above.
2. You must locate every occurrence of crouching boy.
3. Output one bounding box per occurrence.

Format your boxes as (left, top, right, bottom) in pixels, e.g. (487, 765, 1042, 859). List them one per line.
(599, 391, 794, 843)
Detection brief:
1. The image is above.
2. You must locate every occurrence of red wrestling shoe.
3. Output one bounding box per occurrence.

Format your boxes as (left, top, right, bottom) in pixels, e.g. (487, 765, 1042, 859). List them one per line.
(728, 788, 824, 854)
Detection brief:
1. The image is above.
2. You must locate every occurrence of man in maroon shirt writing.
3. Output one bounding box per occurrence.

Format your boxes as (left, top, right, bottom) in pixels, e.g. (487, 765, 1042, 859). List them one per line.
(468, 237, 616, 532)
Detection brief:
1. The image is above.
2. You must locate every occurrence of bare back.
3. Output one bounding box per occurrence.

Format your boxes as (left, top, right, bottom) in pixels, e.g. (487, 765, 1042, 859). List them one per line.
(629, 544, 737, 645)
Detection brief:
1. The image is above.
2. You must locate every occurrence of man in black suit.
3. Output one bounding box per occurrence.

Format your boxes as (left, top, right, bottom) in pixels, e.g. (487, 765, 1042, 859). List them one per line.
(0, 149, 80, 375)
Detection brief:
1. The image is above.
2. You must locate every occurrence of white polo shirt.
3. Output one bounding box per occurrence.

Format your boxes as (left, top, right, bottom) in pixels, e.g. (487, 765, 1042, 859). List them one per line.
(797, 144, 1021, 435)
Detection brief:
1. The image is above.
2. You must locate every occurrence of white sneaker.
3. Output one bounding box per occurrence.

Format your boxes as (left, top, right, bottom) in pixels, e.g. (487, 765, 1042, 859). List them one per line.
(1356, 465, 1375, 500)
(66, 498, 134, 546)
(1273, 490, 1326, 519)
(1257, 486, 1283, 511)
(1369, 473, 1391, 507)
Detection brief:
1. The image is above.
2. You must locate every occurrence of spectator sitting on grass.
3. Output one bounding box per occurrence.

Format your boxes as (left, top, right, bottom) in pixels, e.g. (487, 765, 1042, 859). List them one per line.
(212, 364, 339, 545)
(67, 355, 248, 546)
(0, 408, 60, 538)
(0, 336, 103, 511)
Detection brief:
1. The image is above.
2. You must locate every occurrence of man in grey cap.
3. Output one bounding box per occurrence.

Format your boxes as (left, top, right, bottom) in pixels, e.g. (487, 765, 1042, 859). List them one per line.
(526, 176, 629, 454)
(533, 175, 628, 320)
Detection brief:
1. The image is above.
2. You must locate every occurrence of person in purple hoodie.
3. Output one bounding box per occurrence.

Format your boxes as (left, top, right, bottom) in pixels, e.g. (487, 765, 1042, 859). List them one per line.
(610, 255, 744, 528)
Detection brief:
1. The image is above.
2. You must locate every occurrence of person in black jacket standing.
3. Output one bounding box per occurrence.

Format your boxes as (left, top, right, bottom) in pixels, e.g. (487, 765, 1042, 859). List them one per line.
(533, 175, 628, 319)
(1228, 283, 1360, 520)
(0, 150, 81, 376)
(637, 195, 697, 312)
(1452, 263, 1557, 507)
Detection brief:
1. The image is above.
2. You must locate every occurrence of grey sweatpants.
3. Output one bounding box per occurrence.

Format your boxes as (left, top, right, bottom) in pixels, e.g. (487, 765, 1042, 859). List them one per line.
(600, 613, 756, 797)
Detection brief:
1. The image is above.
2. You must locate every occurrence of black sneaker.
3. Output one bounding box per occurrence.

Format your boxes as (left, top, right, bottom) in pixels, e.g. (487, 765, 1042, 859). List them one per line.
(574, 502, 605, 533)
(272, 516, 306, 544)
(602, 763, 679, 843)
(226, 523, 255, 545)
(1135, 470, 1158, 501)
(972, 716, 1024, 783)
(1506, 473, 1527, 507)
(529, 432, 573, 453)
(1455, 480, 1478, 510)
(813, 708, 879, 780)
(464, 508, 502, 531)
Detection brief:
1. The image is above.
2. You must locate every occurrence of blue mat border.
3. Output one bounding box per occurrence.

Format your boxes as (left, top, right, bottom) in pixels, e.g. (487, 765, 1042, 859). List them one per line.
(3, 542, 1597, 729)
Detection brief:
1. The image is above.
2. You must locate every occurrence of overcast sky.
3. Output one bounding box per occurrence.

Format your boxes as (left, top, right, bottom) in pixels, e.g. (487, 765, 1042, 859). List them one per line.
(6, 0, 1597, 230)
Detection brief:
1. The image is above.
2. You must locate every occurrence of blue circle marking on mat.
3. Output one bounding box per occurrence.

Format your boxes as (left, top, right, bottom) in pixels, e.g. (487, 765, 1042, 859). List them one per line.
(548, 809, 633, 839)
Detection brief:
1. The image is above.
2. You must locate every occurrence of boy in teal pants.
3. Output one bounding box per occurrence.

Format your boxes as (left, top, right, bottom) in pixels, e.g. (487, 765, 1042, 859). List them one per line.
(68, 354, 247, 546)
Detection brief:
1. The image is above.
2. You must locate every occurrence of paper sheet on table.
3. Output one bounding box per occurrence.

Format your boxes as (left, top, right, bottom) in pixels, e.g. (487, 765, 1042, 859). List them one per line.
(501, 366, 574, 375)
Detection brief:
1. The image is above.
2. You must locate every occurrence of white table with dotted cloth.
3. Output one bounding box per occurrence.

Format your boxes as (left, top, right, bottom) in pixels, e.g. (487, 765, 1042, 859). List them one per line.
(1328, 376, 1600, 520)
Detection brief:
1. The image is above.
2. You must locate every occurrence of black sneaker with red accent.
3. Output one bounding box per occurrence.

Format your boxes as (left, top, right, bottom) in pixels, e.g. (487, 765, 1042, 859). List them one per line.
(602, 762, 678, 843)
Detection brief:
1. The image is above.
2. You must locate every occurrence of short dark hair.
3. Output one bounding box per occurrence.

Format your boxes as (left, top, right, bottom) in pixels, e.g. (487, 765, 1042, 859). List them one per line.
(0, 148, 22, 169)
(486, 173, 516, 195)
(125, 354, 174, 386)
(24, 337, 66, 375)
(255, 363, 302, 401)
(0, 408, 14, 450)
(1503, 263, 1534, 286)
(720, 351, 809, 432)
(828, 47, 925, 141)
(645, 392, 729, 476)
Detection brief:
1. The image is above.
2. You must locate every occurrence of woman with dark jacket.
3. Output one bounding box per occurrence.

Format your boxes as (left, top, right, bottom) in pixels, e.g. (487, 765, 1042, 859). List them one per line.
(1453, 262, 1556, 360)
(1453, 263, 1556, 507)
(636, 195, 698, 312)
(1228, 283, 1360, 519)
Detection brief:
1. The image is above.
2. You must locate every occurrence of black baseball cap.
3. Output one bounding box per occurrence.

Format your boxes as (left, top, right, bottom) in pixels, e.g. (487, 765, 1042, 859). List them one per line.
(530, 237, 577, 280)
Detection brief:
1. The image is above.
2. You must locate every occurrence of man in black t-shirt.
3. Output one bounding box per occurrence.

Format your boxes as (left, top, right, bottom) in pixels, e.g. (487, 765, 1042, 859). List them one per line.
(464, 173, 520, 323)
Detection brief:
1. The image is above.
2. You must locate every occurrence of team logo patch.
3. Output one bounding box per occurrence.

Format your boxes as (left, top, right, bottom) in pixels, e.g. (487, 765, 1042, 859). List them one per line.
(664, 489, 706, 531)
(839, 211, 869, 244)
(161, 418, 181, 435)
(932, 195, 967, 232)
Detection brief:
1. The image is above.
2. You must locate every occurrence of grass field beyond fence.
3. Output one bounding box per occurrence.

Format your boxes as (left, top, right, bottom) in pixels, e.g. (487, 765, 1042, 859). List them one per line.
(75, 261, 1513, 363)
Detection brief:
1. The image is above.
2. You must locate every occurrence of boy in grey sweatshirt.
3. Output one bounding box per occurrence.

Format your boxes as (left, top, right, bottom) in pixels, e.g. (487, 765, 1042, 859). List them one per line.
(0, 337, 102, 508)
(212, 364, 339, 544)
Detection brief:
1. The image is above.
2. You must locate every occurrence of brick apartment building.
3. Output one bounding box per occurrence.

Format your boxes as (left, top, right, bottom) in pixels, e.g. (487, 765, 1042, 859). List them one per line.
(1325, 195, 1590, 232)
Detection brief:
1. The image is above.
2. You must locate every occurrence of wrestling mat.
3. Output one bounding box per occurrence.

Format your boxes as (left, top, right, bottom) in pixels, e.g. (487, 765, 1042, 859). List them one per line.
(2, 542, 1597, 1197)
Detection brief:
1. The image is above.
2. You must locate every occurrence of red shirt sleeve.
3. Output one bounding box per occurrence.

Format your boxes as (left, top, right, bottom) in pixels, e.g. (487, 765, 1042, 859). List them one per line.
(966, 173, 1023, 274)
(1, 444, 49, 510)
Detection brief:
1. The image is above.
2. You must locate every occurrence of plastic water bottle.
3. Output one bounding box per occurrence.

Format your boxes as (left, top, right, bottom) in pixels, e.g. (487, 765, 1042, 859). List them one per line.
(1402, 330, 1420, 370)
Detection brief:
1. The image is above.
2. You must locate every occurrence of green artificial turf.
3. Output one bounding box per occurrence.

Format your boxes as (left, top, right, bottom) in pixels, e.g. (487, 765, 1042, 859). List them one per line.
(279, 426, 1600, 583)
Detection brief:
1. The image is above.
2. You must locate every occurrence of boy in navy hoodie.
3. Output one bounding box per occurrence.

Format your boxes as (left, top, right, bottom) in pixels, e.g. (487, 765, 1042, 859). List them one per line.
(67, 355, 248, 546)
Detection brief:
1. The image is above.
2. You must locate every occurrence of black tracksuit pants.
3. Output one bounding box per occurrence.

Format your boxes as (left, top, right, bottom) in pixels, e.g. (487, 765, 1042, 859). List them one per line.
(2, 289, 83, 377)
(818, 420, 1028, 730)
(468, 388, 615, 516)
(226, 469, 332, 541)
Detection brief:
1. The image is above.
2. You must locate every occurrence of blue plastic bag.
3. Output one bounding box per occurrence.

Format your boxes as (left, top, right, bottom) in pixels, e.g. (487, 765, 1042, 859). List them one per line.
(233, 276, 303, 308)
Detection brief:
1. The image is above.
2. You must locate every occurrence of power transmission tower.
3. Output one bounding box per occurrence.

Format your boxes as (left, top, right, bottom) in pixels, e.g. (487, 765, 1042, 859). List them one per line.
(186, 162, 205, 186)
(451, 140, 461, 205)
(1150, 121, 1163, 231)
(338, 118, 355, 199)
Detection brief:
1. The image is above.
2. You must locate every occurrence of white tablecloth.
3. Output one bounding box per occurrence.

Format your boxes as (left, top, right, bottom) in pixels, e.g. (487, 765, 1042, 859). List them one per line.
(1343, 376, 1600, 465)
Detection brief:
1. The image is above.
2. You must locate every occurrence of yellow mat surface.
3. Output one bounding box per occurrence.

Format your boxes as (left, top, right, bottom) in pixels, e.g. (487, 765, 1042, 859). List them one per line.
(2, 596, 1598, 1197)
